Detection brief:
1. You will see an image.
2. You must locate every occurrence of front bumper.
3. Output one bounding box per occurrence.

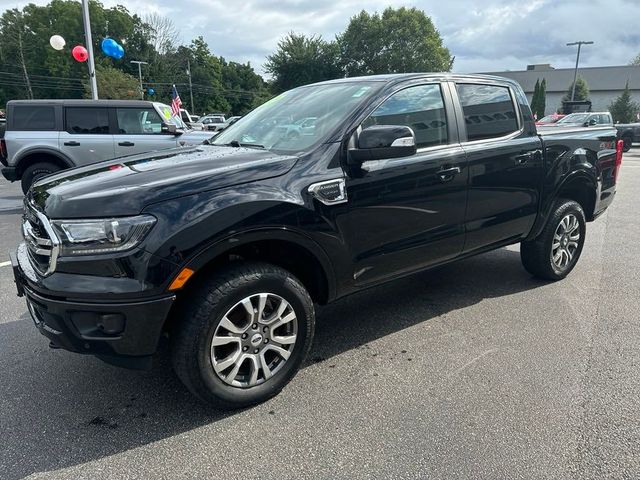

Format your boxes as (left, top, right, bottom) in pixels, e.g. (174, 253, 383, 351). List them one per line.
(2, 166, 18, 182)
(11, 249, 176, 369)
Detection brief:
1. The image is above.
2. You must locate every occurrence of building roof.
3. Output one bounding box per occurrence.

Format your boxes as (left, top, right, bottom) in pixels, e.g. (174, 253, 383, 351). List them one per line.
(482, 65, 640, 93)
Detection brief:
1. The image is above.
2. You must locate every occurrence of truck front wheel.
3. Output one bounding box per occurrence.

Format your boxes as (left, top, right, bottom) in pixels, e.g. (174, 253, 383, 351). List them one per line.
(171, 262, 315, 409)
(521, 199, 586, 281)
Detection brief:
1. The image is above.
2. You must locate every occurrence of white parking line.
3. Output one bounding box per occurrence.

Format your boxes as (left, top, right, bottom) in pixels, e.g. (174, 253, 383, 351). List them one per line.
(0, 261, 11, 267)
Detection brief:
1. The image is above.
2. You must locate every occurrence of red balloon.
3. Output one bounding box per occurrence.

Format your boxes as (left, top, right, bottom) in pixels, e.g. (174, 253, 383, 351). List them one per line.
(72, 45, 89, 62)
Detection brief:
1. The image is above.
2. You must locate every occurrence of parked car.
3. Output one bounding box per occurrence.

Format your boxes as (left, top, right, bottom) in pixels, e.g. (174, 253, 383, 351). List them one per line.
(11, 74, 622, 409)
(179, 108, 201, 129)
(614, 122, 640, 152)
(552, 112, 613, 128)
(220, 115, 242, 131)
(199, 114, 227, 132)
(535, 113, 565, 126)
(545, 111, 634, 151)
(0, 99, 214, 193)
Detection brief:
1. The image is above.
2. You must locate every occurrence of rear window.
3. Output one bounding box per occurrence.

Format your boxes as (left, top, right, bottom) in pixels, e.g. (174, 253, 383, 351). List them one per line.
(12, 106, 56, 131)
(65, 107, 109, 134)
(457, 84, 519, 141)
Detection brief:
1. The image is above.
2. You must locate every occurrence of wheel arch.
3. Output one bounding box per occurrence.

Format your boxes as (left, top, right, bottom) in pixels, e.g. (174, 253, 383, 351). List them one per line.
(176, 229, 336, 306)
(14, 148, 74, 177)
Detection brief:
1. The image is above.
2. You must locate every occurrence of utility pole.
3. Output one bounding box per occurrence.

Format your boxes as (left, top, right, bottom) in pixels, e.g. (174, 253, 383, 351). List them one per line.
(566, 41, 594, 101)
(81, 0, 98, 99)
(187, 58, 195, 114)
(130, 60, 148, 100)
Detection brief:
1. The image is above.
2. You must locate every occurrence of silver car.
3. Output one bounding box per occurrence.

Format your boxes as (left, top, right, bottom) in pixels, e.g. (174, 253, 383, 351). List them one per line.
(1, 99, 214, 193)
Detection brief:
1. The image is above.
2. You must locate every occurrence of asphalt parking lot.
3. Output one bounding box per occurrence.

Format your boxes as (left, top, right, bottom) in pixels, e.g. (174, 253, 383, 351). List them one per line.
(1, 152, 639, 480)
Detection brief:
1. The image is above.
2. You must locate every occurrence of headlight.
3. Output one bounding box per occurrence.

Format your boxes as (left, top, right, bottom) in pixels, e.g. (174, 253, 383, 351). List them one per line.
(51, 215, 156, 256)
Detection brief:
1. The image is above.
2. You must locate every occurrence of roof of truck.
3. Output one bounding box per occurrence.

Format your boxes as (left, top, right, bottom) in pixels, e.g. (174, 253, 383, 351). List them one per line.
(309, 73, 520, 87)
(7, 99, 161, 107)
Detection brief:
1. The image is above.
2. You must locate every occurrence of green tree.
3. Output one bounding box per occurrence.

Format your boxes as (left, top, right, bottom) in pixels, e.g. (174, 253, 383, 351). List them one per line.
(539, 78, 547, 117)
(88, 64, 138, 99)
(609, 82, 640, 123)
(264, 33, 341, 93)
(531, 79, 541, 119)
(562, 76, 590, 102)
(337, 7, 452, 76)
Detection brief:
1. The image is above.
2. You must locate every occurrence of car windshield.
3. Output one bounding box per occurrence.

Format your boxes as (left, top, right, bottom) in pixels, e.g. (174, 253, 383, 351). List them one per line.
(212, 81, 381, 153)
(539, 115, 559, 123)
(558, 113, 589, 124)
(157, 104, 189, 129)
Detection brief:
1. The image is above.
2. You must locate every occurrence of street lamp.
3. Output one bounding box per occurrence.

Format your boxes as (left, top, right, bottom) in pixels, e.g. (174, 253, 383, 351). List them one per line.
(130, 60, 148, 100)
(81, 0, 98, 99)
(566, 41, 594, 101)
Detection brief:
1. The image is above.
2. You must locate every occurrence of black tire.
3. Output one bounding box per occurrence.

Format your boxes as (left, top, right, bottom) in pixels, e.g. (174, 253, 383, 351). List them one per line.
(21, 162, 61, 194)
(623, 135, 632, 152)
(521, 198, 586, 281)
(171, 262, 315, 409)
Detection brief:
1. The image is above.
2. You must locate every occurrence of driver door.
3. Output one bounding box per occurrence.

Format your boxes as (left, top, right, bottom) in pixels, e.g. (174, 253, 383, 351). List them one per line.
(341, 83, 468, 286)
(112, 107, 179, 157)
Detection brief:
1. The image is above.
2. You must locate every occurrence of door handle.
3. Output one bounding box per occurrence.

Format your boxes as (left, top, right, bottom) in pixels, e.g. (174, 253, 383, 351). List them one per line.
(515, 152, 534, 165)
(437, 166, 461, 182)
(63, 141, 80, 146)
(118, 141, 135, 147)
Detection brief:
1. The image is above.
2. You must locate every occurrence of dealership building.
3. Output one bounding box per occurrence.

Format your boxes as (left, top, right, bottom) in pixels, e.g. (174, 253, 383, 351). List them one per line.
(482, 64, 640, 116)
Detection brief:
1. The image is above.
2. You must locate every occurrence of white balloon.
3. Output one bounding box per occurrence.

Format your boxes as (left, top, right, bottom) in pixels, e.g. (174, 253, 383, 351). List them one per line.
(49, 35, 66, 51)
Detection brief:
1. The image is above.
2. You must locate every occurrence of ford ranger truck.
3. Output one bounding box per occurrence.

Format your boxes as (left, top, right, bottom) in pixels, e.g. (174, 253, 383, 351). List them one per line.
(10, 74, 623, 409)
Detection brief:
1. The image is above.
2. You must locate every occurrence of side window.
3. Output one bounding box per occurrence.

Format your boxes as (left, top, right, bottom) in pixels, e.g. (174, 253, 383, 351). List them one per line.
(363, 84, 448, 149)
(457, 84, 519, 141)
(13, 106, 56, 131)
(116, 108, 164, 134)
(65, 107, 109, 134)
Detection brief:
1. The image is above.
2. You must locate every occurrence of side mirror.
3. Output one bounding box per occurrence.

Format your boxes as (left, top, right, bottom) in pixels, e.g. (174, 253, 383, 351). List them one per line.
(586, 119, 597, 127)
(349, 125, 417, 164)
(161, 123, 183, 136)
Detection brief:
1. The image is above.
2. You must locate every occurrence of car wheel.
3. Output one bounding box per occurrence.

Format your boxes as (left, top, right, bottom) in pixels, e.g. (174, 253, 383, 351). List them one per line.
(171, 262, 315, 409)
(520, 198, 586, 281)
(623, 135, 632, 152)
(21, 162, 61, 194)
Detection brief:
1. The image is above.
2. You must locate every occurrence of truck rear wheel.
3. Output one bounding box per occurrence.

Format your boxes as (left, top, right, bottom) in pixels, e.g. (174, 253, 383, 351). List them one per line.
(21, 162, 61, 194)
(622, 134, 632, 152)
(171, 262, 315, 409)
(520, 199, 586, 281)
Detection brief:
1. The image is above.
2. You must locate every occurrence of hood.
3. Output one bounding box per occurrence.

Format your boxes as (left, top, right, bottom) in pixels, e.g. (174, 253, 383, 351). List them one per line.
(30, 145, 298, 219)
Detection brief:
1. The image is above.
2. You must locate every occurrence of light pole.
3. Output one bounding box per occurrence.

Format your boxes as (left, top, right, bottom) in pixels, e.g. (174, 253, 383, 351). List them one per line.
(566, 41, 594, 101)
(81, 0, 98, 99)
(186, 58, 195, 114)
(130, 60, 148, 100)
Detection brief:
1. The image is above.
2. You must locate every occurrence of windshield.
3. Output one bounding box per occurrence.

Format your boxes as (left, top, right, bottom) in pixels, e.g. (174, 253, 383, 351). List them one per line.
(157, 104, 189, 129)
(558, 113, 589, 124)
(212, 82, 381, 152)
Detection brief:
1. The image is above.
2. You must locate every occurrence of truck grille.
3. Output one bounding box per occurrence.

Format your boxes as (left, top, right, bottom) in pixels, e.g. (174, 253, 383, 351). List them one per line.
(22, 200, 60, 276)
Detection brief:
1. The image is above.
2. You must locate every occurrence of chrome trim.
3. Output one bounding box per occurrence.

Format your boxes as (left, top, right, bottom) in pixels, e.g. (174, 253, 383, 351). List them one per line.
(22, 203, 60, 276)
(308, 178, 348, 205)
(390, 137, 416, 147)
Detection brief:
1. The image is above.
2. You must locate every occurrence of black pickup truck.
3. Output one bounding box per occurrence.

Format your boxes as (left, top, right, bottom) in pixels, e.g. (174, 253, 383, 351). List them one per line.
(11, 74, 622, 408)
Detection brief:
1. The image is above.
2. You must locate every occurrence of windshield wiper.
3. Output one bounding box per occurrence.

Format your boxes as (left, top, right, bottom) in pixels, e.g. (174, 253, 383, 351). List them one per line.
(224, 140, 266, 149)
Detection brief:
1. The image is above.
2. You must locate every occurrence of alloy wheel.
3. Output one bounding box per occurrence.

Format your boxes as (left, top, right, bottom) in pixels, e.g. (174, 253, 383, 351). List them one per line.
(210, 293, 298, 388)
(551, 214, 581, 270)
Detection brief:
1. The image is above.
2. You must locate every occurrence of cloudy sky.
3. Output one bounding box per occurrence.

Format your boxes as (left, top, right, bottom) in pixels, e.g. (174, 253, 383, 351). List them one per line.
(2, 0, 639, 76)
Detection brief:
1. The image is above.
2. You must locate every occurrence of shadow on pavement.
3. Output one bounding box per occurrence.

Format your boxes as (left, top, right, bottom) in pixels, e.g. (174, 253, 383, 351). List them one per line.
(0, 247, 546, 479)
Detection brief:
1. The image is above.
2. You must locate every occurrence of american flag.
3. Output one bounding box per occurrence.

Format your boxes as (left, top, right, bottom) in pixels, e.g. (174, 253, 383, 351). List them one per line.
(171, 84, 182, 117)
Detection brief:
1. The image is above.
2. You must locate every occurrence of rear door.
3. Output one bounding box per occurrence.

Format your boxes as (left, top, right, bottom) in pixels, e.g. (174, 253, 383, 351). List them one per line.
(113, 106, 178, 157)
(341, 82, 468, 286)
(59, 107, 114, 166)
(453, 82, 543, 252)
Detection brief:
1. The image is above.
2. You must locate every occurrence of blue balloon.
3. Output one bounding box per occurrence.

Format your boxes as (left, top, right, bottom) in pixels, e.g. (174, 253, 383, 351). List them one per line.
(114, 44, 124, 59)
(147, 88, 155, 96)
(101, 38, 118, 58)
